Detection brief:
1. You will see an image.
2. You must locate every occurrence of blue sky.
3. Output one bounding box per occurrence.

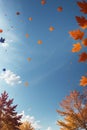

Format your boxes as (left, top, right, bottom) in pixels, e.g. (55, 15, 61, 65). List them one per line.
(0, 0, 86, 130)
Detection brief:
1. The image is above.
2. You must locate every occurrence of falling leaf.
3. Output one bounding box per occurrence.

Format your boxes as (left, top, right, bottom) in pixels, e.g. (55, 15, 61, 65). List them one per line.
(77, 1, 87, 14)
(37, 40, 42, 44)
(2, 68, 6, 72)
(0, 37, 5, 43)
(0, 29, 3, 33)
(78, 52, 87, 62)
(27, 57, 31, 61)
(75, 16, 87, 29)
(28, 17, 32, 21)
(72, 43, 82, 52)
(49, 26, 55, 31)
(82, 38, 87, 47)
(24, 82, 29, 87)
(16, 12, 20, 15)
(41, 0, 46, 5)
(26, 34, 29, 38)
(80, 76, 87, 87)
(57, 7, 63, 12)
(69, 29, 84, 40)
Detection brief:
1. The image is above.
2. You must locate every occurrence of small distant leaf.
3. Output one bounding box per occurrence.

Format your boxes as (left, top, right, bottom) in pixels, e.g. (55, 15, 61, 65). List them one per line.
(28, 17, 32, 21)
(76, 16, 87, 29)
(49, 26, 55, 31)
(24, 82, 29, 87)
(0, 29, 3, 33)
(26, 34, 29, 38)
(69, 29, 84, 40)
(82, 38, 87, 47)
(57, 7, 63, 12)
(72, 43, 82, 52)
(37, 40, 42, 44)
(16, 12, 20, 15)
(27, 57, 31, 61)
(78, 52, 87, 62)
(80, 76, 87, 87)
(41, 0, 46, 5)
(77, 1, 87, 14)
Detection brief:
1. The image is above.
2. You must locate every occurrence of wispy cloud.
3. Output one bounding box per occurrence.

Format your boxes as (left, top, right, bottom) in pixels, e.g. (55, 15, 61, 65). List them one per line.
(19, 111, 42, 129)
(46, 126, 52, 130)
(0, 70, 22, 86)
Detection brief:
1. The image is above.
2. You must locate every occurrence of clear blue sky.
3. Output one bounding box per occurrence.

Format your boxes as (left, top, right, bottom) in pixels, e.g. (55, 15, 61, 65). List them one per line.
(0, 0, 86, 130)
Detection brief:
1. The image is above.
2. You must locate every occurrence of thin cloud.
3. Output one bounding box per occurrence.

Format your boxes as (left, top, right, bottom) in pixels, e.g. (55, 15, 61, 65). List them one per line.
(0, 70, 22, 86)
(46, 126, 52, 130)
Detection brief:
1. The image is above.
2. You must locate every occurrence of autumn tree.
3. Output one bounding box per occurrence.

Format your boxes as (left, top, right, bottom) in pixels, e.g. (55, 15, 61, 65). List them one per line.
(19, 121, 35, 130)
(56, 89, 87, 130)
(0, 91, 22, 130)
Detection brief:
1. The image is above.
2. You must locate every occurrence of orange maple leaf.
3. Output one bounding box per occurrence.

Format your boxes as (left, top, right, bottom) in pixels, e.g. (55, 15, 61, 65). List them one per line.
(78, 52, 87, 62)
(75, 16, 87, 29)
(82, 38, 87, 47)
(69, 29, 84, 40)
(80, 76, 87, 87)
(77, 1, 87, 14)
(72, 43, 82, 52)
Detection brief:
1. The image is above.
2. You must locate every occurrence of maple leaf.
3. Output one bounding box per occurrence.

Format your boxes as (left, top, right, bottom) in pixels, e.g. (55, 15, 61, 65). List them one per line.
(80, 76, 87, 87)
(78, 52, 87, 62)
(72, 43, 82, 52)
(82, 38, 87, 47)
(75, 16, 87, 29)
(77, 0, 87, 14)
(69, 29, 84, 40)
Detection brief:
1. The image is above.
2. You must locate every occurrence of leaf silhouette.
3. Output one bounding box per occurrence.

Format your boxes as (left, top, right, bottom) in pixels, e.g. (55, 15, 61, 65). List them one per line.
(72, 43, 82, 52)
(78, 52, 87, 62)
(82, 38, 87, 47)
(69, 29, 84, 40)
(77, 0, 87, 14)
(80, 76, 87, 87)
(75, 16, 87, 29)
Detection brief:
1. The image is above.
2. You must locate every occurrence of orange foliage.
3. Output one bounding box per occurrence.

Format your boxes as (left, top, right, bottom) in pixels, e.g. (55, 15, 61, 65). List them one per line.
(69, 29, 84, 40)
(78, 52, 87, 62)
(19, 121, 34, 130)
(75, 16, 87, 29)
(49, 26, 55, 31)
(82, 38, 87, 47)
(80, 76, 87, 87)
(72, 43, 82, 52)
(57, 89, 87, 130)
(77, 0, 87, 14)
(57, 7, 63, 12)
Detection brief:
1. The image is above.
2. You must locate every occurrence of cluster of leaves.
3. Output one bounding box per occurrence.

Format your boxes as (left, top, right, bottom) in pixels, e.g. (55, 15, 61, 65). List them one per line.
(69, 0, 87, 87)
(57, 89, 87, 130)
(0, 91, 34, 130)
